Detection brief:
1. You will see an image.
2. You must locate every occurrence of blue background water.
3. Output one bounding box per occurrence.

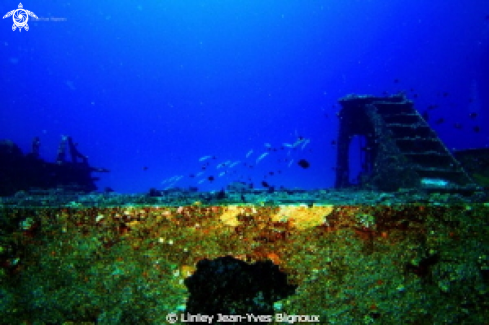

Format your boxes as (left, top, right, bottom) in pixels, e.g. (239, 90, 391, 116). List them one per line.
(1, 1, 488, 193)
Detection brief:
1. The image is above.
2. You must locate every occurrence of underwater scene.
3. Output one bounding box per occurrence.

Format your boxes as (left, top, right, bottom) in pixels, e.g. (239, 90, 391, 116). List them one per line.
(1, 0, 489, 324)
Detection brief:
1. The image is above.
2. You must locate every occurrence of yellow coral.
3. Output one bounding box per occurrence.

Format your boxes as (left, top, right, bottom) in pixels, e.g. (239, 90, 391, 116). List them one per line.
(180, 264, 196, 277)
(219, 205, 242, 226)
(273, 205, 334, 229)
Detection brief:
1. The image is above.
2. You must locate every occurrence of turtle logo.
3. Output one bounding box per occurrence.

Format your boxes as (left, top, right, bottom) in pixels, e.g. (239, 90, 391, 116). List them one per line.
(3, 3, 38, 32)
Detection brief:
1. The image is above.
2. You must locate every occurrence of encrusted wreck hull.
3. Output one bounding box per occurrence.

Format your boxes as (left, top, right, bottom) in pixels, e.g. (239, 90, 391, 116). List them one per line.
(1, 192, 489, 324)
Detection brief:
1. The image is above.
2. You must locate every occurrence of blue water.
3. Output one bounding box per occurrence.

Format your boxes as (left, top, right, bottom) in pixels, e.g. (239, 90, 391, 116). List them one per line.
(1, 1, 488, 193)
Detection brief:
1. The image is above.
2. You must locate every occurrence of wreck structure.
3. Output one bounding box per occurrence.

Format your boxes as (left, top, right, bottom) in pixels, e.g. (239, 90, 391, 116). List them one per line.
(334, 94, 479, 192)
(0, 136, 108, 196)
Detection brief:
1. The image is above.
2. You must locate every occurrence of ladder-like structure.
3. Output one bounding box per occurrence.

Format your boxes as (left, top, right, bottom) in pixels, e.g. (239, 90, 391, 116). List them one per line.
(334, 94, 478, 192)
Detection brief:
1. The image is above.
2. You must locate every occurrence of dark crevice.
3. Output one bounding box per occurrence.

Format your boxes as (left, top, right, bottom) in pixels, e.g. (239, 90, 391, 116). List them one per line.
(184, 256, 297, 323)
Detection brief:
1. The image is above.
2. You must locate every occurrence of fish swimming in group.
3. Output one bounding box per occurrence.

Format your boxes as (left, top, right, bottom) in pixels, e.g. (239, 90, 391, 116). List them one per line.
(172, 133, 314, 189)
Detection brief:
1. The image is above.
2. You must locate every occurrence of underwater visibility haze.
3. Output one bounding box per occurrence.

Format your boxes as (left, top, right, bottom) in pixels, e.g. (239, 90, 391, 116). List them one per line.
(5, 2, 489, 324)
(1, 0, 489, 193)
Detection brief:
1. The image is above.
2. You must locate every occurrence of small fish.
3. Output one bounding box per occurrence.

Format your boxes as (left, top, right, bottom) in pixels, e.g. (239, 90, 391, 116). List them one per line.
(256, 152, 269, 164)
(229, 161, 241, 168)
(300, 139, 310, 150)
(286, 137, 310, 149)
(298, 159, 310, 169)
(264, 143, 272, 148)
(196, 171, 205, 177)
(218, 161, 231, 169)
(198, 179, 205, 184)
(199, 155, 213, 162)
(292, 141, 302, 148)
(469, 112, 478, 119)
(216, 161, 229, 169)
(218, 171, 226, 177)
(288, 159, 294, 167)
(246, 149, 253, 158)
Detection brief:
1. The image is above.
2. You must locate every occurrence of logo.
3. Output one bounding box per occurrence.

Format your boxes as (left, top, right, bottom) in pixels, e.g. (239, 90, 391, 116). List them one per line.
(3, 3, 38, 32)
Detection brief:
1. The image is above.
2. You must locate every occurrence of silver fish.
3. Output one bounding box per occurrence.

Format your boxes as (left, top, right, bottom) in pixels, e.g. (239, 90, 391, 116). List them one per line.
(300, 139, 310, 150)
(246, 149, 253, 158)
(256, 152, 269, 164)
(199, 155, 212, 162)
(217, 160, 232, 169)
